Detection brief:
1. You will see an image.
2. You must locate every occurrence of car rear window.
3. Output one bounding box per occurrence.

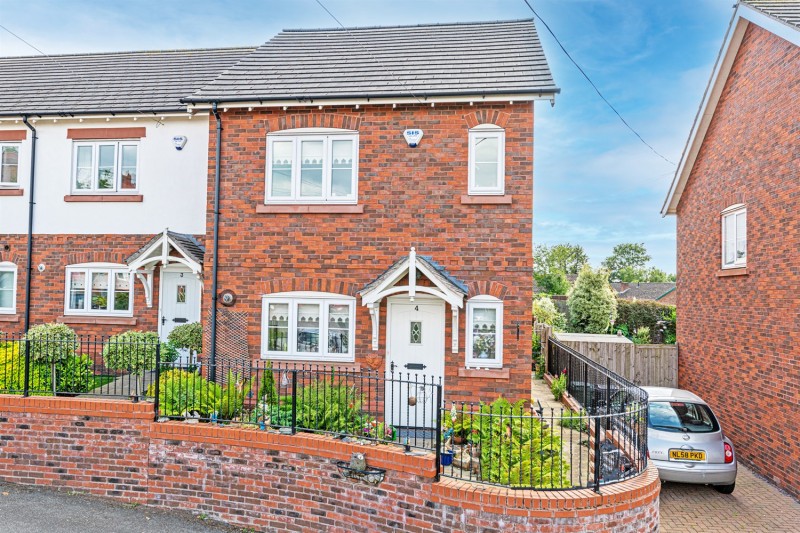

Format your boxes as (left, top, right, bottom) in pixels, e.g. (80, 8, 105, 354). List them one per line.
(648, 401, 720, 433)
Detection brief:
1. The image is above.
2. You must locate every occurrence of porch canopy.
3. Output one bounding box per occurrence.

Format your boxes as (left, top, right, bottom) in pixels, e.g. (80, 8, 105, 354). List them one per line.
(125, 229, 205, 307)
(359, 248, 467, 352)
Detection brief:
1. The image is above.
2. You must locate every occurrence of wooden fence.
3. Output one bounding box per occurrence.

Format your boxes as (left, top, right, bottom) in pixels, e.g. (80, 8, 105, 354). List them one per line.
(534, 324, 678, 388)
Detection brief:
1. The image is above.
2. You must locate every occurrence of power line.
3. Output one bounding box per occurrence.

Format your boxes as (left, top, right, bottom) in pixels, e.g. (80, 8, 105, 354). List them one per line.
(521, 0, 676, 166)
(0, 23, 165, 126)
(313, 0, 425, 105)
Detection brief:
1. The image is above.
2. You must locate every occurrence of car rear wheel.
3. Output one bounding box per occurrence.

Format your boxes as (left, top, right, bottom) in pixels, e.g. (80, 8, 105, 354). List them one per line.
(714, 482, 735, 494)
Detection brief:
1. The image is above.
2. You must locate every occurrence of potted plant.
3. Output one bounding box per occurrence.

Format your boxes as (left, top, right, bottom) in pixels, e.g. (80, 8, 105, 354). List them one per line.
(473, 334, 496, 359)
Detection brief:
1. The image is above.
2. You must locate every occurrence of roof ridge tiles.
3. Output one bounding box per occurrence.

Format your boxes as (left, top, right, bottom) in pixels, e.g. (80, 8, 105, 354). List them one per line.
(280, 18, 535, 33)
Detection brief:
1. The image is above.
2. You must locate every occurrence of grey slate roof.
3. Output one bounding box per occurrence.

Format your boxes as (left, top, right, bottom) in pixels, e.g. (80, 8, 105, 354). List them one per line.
(611, 282, 676, 302)
(126, 231, 206, 267)
(360, 255, 468, 297)
(743, 1, 800, 29)
(0, 47, 254, 117)
(186, 19, 558, 103)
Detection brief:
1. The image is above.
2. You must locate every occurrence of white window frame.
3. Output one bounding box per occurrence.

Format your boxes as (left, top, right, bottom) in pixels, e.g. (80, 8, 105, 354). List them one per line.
(721, 204, 747, 269)
(465, 295, 503, 368)
(64, 263, 134, 316)
(71, 141, 139, 194)
(468, 124, 505, 195)
(0, 142, 20, 188)
(261, 291, 356, 362)
(0, 262, 17, 314)
(265, 128, 358, 204)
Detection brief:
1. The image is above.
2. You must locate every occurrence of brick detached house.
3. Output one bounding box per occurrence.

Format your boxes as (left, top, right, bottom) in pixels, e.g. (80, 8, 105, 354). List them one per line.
(662, 1, 799, 498)
(182, 19, 558, 403)
(0, 48, 251, 365)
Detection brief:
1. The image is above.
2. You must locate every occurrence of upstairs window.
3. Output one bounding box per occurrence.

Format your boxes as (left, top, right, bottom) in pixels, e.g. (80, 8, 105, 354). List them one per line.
(0, 143, 19, 187)
(72, 141, 138, 193)
(722, 205, 746, 268)
(266, 130, 358, 203)
(466, 295, 503, 368)
(261, 292, 355, 362)
(64, 264, 133, 316)
(0, 262, 16, 314)
(468, 124, 505, 195)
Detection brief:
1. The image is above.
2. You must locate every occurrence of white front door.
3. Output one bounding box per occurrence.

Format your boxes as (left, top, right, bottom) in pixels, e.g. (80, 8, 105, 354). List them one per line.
(160, 269, 202, 367)
(386, 297, 445, 428)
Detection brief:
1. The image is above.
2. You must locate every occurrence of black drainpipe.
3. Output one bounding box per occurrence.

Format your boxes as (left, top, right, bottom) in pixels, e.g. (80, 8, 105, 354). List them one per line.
(208, 103, 222, 382)
(22, 116, 37, 334)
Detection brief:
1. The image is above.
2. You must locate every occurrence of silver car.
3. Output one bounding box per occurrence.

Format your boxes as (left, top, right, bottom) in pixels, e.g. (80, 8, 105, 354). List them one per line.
(644, 387, 737, 494)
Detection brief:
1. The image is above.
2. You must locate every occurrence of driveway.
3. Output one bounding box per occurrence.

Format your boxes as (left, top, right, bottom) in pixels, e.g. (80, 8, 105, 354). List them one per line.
(0, 481, 243, 533)
(660, 464, 800, 532)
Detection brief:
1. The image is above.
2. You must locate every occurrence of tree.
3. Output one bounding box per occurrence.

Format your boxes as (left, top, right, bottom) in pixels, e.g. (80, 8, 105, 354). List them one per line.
(167, 322, 202, 365)
(567, 265, 617, 334)
(25, 323, 77, 395)
(602, 243, 651, 280)
(534, 244, 589, 276)
(534, 270, 570, 295)
(532, 295, 567, 331)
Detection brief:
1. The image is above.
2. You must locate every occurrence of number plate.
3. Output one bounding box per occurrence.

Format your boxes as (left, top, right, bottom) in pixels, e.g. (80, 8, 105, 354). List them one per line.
(669, 449, 706, 462)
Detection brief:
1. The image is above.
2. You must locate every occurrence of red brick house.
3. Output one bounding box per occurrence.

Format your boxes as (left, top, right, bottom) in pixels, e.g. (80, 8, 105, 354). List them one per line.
(183, 19, 558, 402)
(662, 1, 799, 498)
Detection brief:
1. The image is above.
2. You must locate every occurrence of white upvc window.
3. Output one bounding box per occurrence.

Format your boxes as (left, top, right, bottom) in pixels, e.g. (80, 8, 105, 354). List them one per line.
(266, 129, 358, 203)
(466, 295, 503, 368)
(72, 141, 139, 193)
(0, 143, 19, 187)
(468, 124, 505, 195)
(0, 262, 17, 314)
(261, 292, 355, 362)
(64, 263, 133, 316)
(722, 205, 746, 268)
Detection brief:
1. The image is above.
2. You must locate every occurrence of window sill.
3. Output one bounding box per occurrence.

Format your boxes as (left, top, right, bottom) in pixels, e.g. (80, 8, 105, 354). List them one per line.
(64, 194, 143, 203)
(256, 204, 364, 214)
(0, 314, 20, 322)
(57, 315, 137, 326)
(0, 188, 23, 196)
(717, 267, 748, 277)
(460, 195, 512, 205)
(458, 367, 509, 380)
(262, 357, 360, 371)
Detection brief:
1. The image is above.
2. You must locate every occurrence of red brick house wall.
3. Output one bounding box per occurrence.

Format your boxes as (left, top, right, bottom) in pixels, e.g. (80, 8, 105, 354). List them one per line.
(206, 103, 534, 402)
(675, 24, 800, 498)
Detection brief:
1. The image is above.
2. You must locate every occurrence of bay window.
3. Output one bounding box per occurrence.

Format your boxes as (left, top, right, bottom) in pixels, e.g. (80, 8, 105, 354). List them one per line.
(72, 141, 138, 193)
(266, 130, 358, 203)
(262, 292, 355, 361)
(65, 264, 133, 315)
(466, 295, 503, 368)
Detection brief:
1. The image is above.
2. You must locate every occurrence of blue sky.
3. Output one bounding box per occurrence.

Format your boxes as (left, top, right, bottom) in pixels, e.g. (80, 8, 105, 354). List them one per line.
(0, 0, 735, 272)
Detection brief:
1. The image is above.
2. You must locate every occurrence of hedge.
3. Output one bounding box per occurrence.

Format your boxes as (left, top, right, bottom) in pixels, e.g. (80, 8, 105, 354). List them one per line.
(615, 299, 675, 342)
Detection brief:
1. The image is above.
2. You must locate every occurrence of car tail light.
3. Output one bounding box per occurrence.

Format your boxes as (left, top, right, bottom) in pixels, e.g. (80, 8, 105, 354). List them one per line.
(724, 442, 734, 464)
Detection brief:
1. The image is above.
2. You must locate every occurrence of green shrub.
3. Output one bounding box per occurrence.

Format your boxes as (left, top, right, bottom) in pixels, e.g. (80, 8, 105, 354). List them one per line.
(559, 409, 588, 432)
(632, 326, 651, 345)
(567, 265, 617, 334)
(215, 371, 252, 420)
(294, 379, 368, 435)
(102, 331, 161, 374)
(149, 369, 220, 418)
(167, 322, 202, 361)
(551, 371, 567, 401)
(25, 323, 77, 364)
(0, 341, 49, 393)
(534, 271, 570, 295)
(532, 295, 567, 331)
(471, 397, 570, 488)
(53, 354, 94, 393)
(615, 299, 675, 341)
(259, 361, 279, 406)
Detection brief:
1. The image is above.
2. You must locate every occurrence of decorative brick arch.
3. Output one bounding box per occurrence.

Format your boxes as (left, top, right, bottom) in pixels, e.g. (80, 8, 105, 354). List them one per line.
(257, 277, 360, 298)
(465, 280, 509, 300)
(720, 192, 746, 211)
(0, 250, 24, 264)
(462, 110, 511, 129)
(265, 113, 362, 133)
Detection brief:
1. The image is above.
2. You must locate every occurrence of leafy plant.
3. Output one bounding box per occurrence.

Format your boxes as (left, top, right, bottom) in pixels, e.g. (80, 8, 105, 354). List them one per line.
(534, 270, 570, 295)
(532, 295, 567, 331)
(167, 322, 202, 362)
(215, 371, 252, 420)
(615, 299, 675, 342)
(551, 370, 567, 401)
(470, 397, 570, 488)
(442, 410, 473, 441)
(258, 361, 279, 406)
(102, 331, 161, 375)
(559, 409, 588, 432)
(149, 369, 220, 418)
(52, 354, 94, 393)
(25, 323, 78, 395)
(567, 265, 617, 334)
(632, 326, 652, 345)
(0, 341, 49, 393)
(294, 378, 367, 435)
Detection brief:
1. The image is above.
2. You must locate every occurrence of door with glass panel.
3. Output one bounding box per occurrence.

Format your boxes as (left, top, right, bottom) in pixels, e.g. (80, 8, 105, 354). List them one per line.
(160, 270, 201, 367)
(386, 297, 444, 429)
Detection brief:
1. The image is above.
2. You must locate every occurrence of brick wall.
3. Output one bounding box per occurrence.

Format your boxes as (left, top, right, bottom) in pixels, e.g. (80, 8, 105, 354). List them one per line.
(0, 395, 660, 532)
(0, 234, 160, 337)
(206, 104, 534, 402)
(676, 24, 800, 498)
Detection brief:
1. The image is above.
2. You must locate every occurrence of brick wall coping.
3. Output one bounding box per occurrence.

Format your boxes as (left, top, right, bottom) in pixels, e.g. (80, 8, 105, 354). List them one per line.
(0, 394, 153, 420)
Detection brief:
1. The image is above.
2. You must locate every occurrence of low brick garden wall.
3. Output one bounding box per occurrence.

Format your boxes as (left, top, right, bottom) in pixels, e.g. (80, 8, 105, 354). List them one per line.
(0, 395, 660, 532)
